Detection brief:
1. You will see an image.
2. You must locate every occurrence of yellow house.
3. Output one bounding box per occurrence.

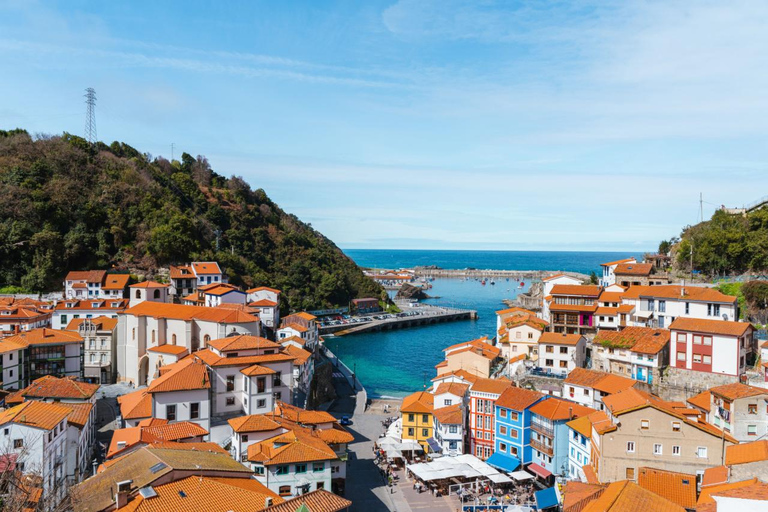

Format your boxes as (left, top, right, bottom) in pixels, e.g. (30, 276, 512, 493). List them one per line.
(401, 391, 434, 452)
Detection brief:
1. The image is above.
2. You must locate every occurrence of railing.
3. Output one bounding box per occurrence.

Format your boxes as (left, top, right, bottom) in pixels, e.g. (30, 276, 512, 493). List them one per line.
(531, 422, 555, 438)
(530, 438, 554, 456)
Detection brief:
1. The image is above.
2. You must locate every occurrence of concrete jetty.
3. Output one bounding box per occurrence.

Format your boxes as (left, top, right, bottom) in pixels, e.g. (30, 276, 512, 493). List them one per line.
(411, 267, 589, 281)
(322, 303, 477, 337)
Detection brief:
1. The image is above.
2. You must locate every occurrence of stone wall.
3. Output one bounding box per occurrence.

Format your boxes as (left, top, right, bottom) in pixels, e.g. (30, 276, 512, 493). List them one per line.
(653, 366, 739, 402)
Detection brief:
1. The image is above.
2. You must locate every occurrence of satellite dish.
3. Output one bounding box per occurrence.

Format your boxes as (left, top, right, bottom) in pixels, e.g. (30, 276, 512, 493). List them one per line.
(722, 314, 728, 321)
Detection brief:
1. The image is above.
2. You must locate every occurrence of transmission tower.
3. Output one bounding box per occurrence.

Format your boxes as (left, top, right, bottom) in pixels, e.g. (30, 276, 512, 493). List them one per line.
(84, 88, 97, 143)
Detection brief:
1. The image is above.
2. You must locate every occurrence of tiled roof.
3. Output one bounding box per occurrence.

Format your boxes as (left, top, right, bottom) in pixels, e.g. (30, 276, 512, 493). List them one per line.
(207, 334, 280, 352)
(108, 421, 209, 458)
(588, 411, 615, 434)
(470, 377, 513, 395)
(669, 317, 752, 337)
(66, 270, 107, 283)
(264, 489, 352, 512)
(66, 315, 118, 331)
(191, 262, 222, 275)
(228, 414, 282, 433)
(444, 338, 501, 360)
(120, 475, 282, 512)
(315, 424, 355, 445)
(147, 359, 210, 393)
(529, 397, 594, 421)
(563, 481, 605, 512)
(191, 349, 296, 368)
(697, 478, 759, 507)
(281, 322, 309, 333)
(539, 332, 584, 346)
(495, 386, 544, 411)
(502, 314, 548, 333)
(241, 364, 277, 376)
(601, 258, 636, 267)
(614, 263, 653, 276)
(129, 281, 169, 288)
(725, 439, 768, 465)
(0, 337, 30, 354)
(496, 306, 536, 316)
(434, 381, 470, 397)
(686, 390, 711, 412)
(550, 284, 601, 297)
(598, 291, 626, 303)
(203, 284, 243, 296)
(169, 265, 194, 279)
(593, 327, 669, 354)
(292, 312, 317, 321)
(3, 328, 83, 346)
(701, 465, 729, 487)
(21, 375, 99, 400)
(637, 467, 697, 509)
(118, 389, 152, 420)
(247, 286, 281, 294)
(123, 301, 259, 323)
(101, 274, 130, 290)
(710, 382, 768, 401)
(0, 401, 72, 430)
(273, 401, 337, 425)
(592, 374, 637, 395)
(433, 404, 463, 424)
(248, 428, 337, 465)
(55, 299, 128, 311)
(542, 273, 579, 282)
(623, 284, 737, 303)
(549, 304, 598, 313)
(710, 481, 768, 501)
(250, 299, 278, 307)
(64, 402, 93, 429)
(147, 344, 188, 355)
(431, 369, 479, 384)
(567, 415, 593, 438)
(581, 480, 685, 512)
(283, 344, 311, 365)
(565, 368, 612, 388)
(401, 391, 434, 414)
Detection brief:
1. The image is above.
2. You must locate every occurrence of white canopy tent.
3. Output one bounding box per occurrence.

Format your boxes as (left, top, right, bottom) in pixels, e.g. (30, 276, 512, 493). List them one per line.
(510, 471, 535, 481)
(406, 454, 513, 484)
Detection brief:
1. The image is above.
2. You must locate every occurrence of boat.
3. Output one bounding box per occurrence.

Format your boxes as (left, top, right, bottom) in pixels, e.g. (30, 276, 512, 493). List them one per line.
(518, 281, 525, 288)
(490, 280, 495, 285)
(481, 279, 486, 286)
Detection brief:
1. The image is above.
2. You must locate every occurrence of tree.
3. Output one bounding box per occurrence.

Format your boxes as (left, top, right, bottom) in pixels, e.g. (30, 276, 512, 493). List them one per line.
(589, 271, 598, 285)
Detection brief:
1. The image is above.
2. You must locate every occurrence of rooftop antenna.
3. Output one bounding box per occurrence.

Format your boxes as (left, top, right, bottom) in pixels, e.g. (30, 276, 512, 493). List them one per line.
(84, 88, 97, 144)
(171, 142, 175, 161)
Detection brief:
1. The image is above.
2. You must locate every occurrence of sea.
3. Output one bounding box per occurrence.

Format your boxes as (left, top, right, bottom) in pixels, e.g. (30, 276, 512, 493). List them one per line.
(325, 249, 646, 398)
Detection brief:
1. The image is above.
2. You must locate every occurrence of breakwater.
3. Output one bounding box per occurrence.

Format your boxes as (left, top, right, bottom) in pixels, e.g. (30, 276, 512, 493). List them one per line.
(411, 267, 589, 280)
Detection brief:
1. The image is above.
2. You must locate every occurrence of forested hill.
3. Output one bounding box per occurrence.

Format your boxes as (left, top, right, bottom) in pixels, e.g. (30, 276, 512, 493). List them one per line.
(0, 129, 384, 310)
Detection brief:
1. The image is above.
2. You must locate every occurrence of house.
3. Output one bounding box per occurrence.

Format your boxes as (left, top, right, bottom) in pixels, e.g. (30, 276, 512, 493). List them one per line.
(571, 480, 687, 512)
(698, 383, 768, 442)
(169, 264, 198, 298)
(593, 288, 635, 331)
(468, 378, 513, 459)
(546, 285, 602, 335)
(6, 375, 99, 406)
(433, 404, 464, 456)
(145, 359, 212, 431)
(528, 397, 595, 476)
(2, 328, 84, 384)
(0, 336, 30, 390)
(52, 298, 127, 330)
(493, 386, 548, 469)
(191, 261, 225, 286)
(436, 337, 501, 379)
(117, 301, 261, 386)
(247, 286, 282, 329)
(613, 263, 669, 287)
(700, 439, 768, 490)
(280, 341, 313, 395)
(351, 298, 380, 314)
(563, 368, 637, 411)
(128, 281, 170, 307)
(566, 411, 612, 482)
(495, 308, 548, 361)
(278, 313, 319, 352)
(118, 388, 153, 427)
(0, 298, 53, 337)
(591, 327, 671, 385)
(64, 402, 96, 483)
(64, 270, 130, 300)
(600, 258, 637, 288)
(66, 316, 118, 384)
(622, 285, 739, 328)
(593, 387, 737, 483)
(541, 274, 584, 322)
(0, 401, 75, 507)
(201, 283, 247, 308)
(401, 391, 434, 452)
(69, 445, 253, 512)
(106, 419, 208, 459)
(537, 332, 586, 376)
(669, 317, 755, 377)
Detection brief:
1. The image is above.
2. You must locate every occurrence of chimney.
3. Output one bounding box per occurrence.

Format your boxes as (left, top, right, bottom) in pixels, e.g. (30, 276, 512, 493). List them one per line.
(265, 497, 273, 507)
(569, 407, 574, 420)
(116, 490, 130, 509)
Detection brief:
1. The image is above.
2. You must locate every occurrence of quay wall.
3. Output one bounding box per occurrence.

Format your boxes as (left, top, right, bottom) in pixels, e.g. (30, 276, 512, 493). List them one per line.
(321, 344, 368, 413)
(410, 268, 589, 281)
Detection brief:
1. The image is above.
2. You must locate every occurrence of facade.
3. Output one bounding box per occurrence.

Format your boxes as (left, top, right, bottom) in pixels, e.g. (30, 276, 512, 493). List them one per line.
(541, 274, 583, 322)
(613, 262, 669, 287)
(203, 284, 247, 307)
(669, 317, 755, 377)
(279, 313, 319, 352)
(495, 308, 548, 361)
(0, 299, 53, 337)
(562, 368, 637, 411)
(247, 287, 282, 329)
(468, 378, 513, 459)
(436, 337, 501, 379)
(706, 383, 768, 442)
(547, 285, 602, 335)
(2, 328, 84, 384)
(494, 386, 547, 467)
(621, 285, 739, 328)
(599, 258, 636, 288)
(146, 358, 212, 431)
(591, 327, 670, 385)
(128, 281, 170, 308)
(0, 337, 28, 390)
(52, 298, 127, 330)
(593, 289, 634, 331)
(66, 316, 118, 384)
(432, 404, 464, 455)
(351, 298, 380, 314)
(528, 398, 594, 476)
(566, 412, 600, 481)
(401, 391, 434, 452)
(168, 265, 198, 298)
(64, 270, 130, 300)
(537, 332, 586, 376)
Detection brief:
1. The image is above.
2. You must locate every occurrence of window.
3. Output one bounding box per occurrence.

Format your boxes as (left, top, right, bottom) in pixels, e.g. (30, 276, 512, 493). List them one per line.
(295, 464, 307, 474)
(673, 445, 680, 456)
(257, 377, 266, 393)
(672, 422, 681, 432)
(685, 302, 690, 314)
(449, 425, 458, 434)
(659, 300, 666, 313)
(677, 352, 686, 362)
(500, 409, 507, 418)
(273, 372, 282, 387)
(254, 466, 265, 475)
(242, 435, 249, 442)
(748, 425, 757, 436)
(422, 428, 429, 437)
(407, 428, 414, 436)
(3, 428, 8, 436)
(422, 414, 429, 423)
(511, 429, 518, 439)
(546, 346, 554, 353)
(226, 397, 235, 406)
(703, 336, 712, 346)
(545, 359, 554, 367)
(190, 402, 200, 419)
(510, 411, 519, 421)
(227, 375, 235, 392)
(626, 467, 635, 480)
(484, 432, 491, 440)
(703, 355, 712, 364)
(276, 465, 289, 475)
(500, 443, 507, 452)
(653, 444, 662, 455)
(512, 345, 518, 352)
(677, 332, 686, 343)
(278, 485, 291, 496)
(257, 399, 266, 408)
(640, 419, 650, 430)
(627, 442, 635, 453)
(313, 462, 325, 472)
(166, 405, 176, 421)
(500, 426, 507, 436)
(560, 361, 568, 368)
(408, 414, 415, 422)
(693, 354, 702, 363)
(749, 404, 758, 414)
(560, 347, 568, 354)
(13, 439, 23, 449)
(697, 447, 708, 458)
(444, 399, 452, 406)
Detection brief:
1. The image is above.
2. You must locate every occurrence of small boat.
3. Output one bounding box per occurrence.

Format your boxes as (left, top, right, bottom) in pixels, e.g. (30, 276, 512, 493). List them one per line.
(518, 281, 525, 288)
(506, 278, 509, 282)
(490, 280, 495, 285)
(481, 280, 486, 286)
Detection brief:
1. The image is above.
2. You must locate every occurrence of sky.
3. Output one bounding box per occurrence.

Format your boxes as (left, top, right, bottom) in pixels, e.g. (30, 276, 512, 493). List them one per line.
(1, 0, 767, 252)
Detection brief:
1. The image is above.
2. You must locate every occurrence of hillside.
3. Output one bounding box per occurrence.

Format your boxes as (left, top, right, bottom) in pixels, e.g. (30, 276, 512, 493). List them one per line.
(0, 129, 384, 310)
(671, 207, 768, 276)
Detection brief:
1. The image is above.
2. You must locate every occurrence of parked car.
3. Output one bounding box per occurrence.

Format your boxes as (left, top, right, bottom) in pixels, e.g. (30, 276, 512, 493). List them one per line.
(340, 416, 353, 426)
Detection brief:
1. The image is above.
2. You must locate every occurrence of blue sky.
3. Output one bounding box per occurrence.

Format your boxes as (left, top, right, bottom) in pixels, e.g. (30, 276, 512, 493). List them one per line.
(1, 1, 767, 251)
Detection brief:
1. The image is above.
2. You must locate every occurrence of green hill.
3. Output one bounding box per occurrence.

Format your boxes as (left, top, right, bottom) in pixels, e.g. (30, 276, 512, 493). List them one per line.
(0, 129, 384, 310)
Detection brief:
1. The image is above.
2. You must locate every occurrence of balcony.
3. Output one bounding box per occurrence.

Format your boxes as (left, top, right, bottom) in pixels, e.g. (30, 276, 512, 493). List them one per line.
(530, 438, 554, 456)
(531, 422, 555, 438)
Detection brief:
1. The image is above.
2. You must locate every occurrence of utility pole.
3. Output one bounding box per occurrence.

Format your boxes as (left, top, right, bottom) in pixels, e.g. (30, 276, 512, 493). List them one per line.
(84, 88, 97, 144)
(171, 142, 175, 161)
(700, 192, 704, 223)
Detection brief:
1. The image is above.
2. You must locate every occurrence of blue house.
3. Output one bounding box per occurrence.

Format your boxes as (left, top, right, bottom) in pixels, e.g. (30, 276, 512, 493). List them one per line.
(490, 387, 548, 472)
(528, 397, 595, 477)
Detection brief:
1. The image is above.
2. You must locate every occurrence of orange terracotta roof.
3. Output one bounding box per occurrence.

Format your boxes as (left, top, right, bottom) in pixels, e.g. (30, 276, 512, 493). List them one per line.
(583, 464, 600, 485)
(0, 401, 72, 430)
(434, 382, 470, 397)
(563, 481, 604, 512)
(495, 386, 544, 411)
(698, 478, 759, 506)
(190, 348, 296, 368)
(249, 299, 278, 307)
(549, 303, 598, 313)
(191, 262, 222, 275)
(203, 284, 243, 296)
(21, 375, 99, 400)
(624, 284, 737, 303)
(147, 359, 210, 393)
(701, 465, 729, 487)
(315, 424, 355, 445)
(445, 339, 501, 361)
(686, 390, 711, 412)
(274, 401, 336, 425)
(65, 270, 107, 283)
(539, 332, 584, 346)
(64, 402, 93, 429)
(283, 344, 311, 365)
(241, 364, 277, 377)
(169, 265, 194, 279)
(433, 404, 463, 424)
(593, 327, 670, 354)
(123, 301, 259, 323)
(55, 298, 128, 311)
(247, 286, 281, 294)
(711, 382, 768, 401)
(710, 481, 768, 501)
(281, 322, 308, 333)
(496, 306, 536, 316)
(248, 428, 337, 465)
(264, 489, 351, 512)
(401, 391, 434, 414)
(601, 258, 636, 267)
(207, 334, 280, 352)
(581, 480, 685, 512)
(147, 344, 188, 355)
(725, 439, 768, 465)
(593, 374, 637, 395)
(565, 368, 612, 388)
(108, 421, 209, 458)
(66, 315, 118, 331)
(129, 281, 169, 288)
(588, 411, 615, 434)
(529, 397, 594, 421)
(614, 263, 653, 276)
(637, 467, 697, 510)
(431, 369, 479, 384)
(670, 317, 752, 337)
(118, 389, 152, 420)
(3, 328, 83, 346)
(292, 312, 317, 321)
(471, 377, 513, 395)
(542, 273, 580, 281)
(550, 284, 601, 297)
(567, 415, 593, 438)
(598, 291, 625, 303)
(100, 274, 130, 290)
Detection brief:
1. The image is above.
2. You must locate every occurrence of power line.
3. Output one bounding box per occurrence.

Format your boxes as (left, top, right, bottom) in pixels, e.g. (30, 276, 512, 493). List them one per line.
(84, 88, 97, 143)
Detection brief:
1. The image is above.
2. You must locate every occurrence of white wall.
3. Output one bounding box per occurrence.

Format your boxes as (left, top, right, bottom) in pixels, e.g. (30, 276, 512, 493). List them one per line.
(151, 388, 211, 432)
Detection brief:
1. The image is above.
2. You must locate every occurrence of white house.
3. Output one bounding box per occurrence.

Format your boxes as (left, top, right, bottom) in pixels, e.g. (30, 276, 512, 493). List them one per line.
(566, 411, 610, 482)
(541, 274, 583, 322)
(669, 317, 755, 377)
(562, 368, 637, 411)
(52, 299, 127, 330)
(278, 313, 319, 352)
(0, 301, 52, 337)
(621, 285, 739, 329)
(64, 270, 130, 300)
(433, 404, 464, 455)
(0, 337, 28, 390)
(66, 316, 118, 384)
(191, 261, 225, 286)
(146, 358, 212, 432)
(116, 301, 261, 386)
(599, 258, 636, 288)
(537, 332, 586, 376)
(128, 281, 170, 308)
(247, 287, 282, 329)
(203, 284, 247, 307)
(2, 328, 85, 386)
(495, 308, 548, 361)
(591, 327, 671, 385)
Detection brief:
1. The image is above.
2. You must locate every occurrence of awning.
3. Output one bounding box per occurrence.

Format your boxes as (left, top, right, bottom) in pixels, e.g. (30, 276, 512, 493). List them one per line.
(426, 437, 442, 453)
(535, 487, 559, 510)
(510, 470, 534, 481)
(527, 463, 552, 479)
(634, 310, 653, 319)
(485, 452, 520, 473)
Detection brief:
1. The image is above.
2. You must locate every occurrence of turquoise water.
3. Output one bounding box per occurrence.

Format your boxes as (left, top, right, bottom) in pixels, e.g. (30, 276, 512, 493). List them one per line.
(327, 250, 646, 397)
